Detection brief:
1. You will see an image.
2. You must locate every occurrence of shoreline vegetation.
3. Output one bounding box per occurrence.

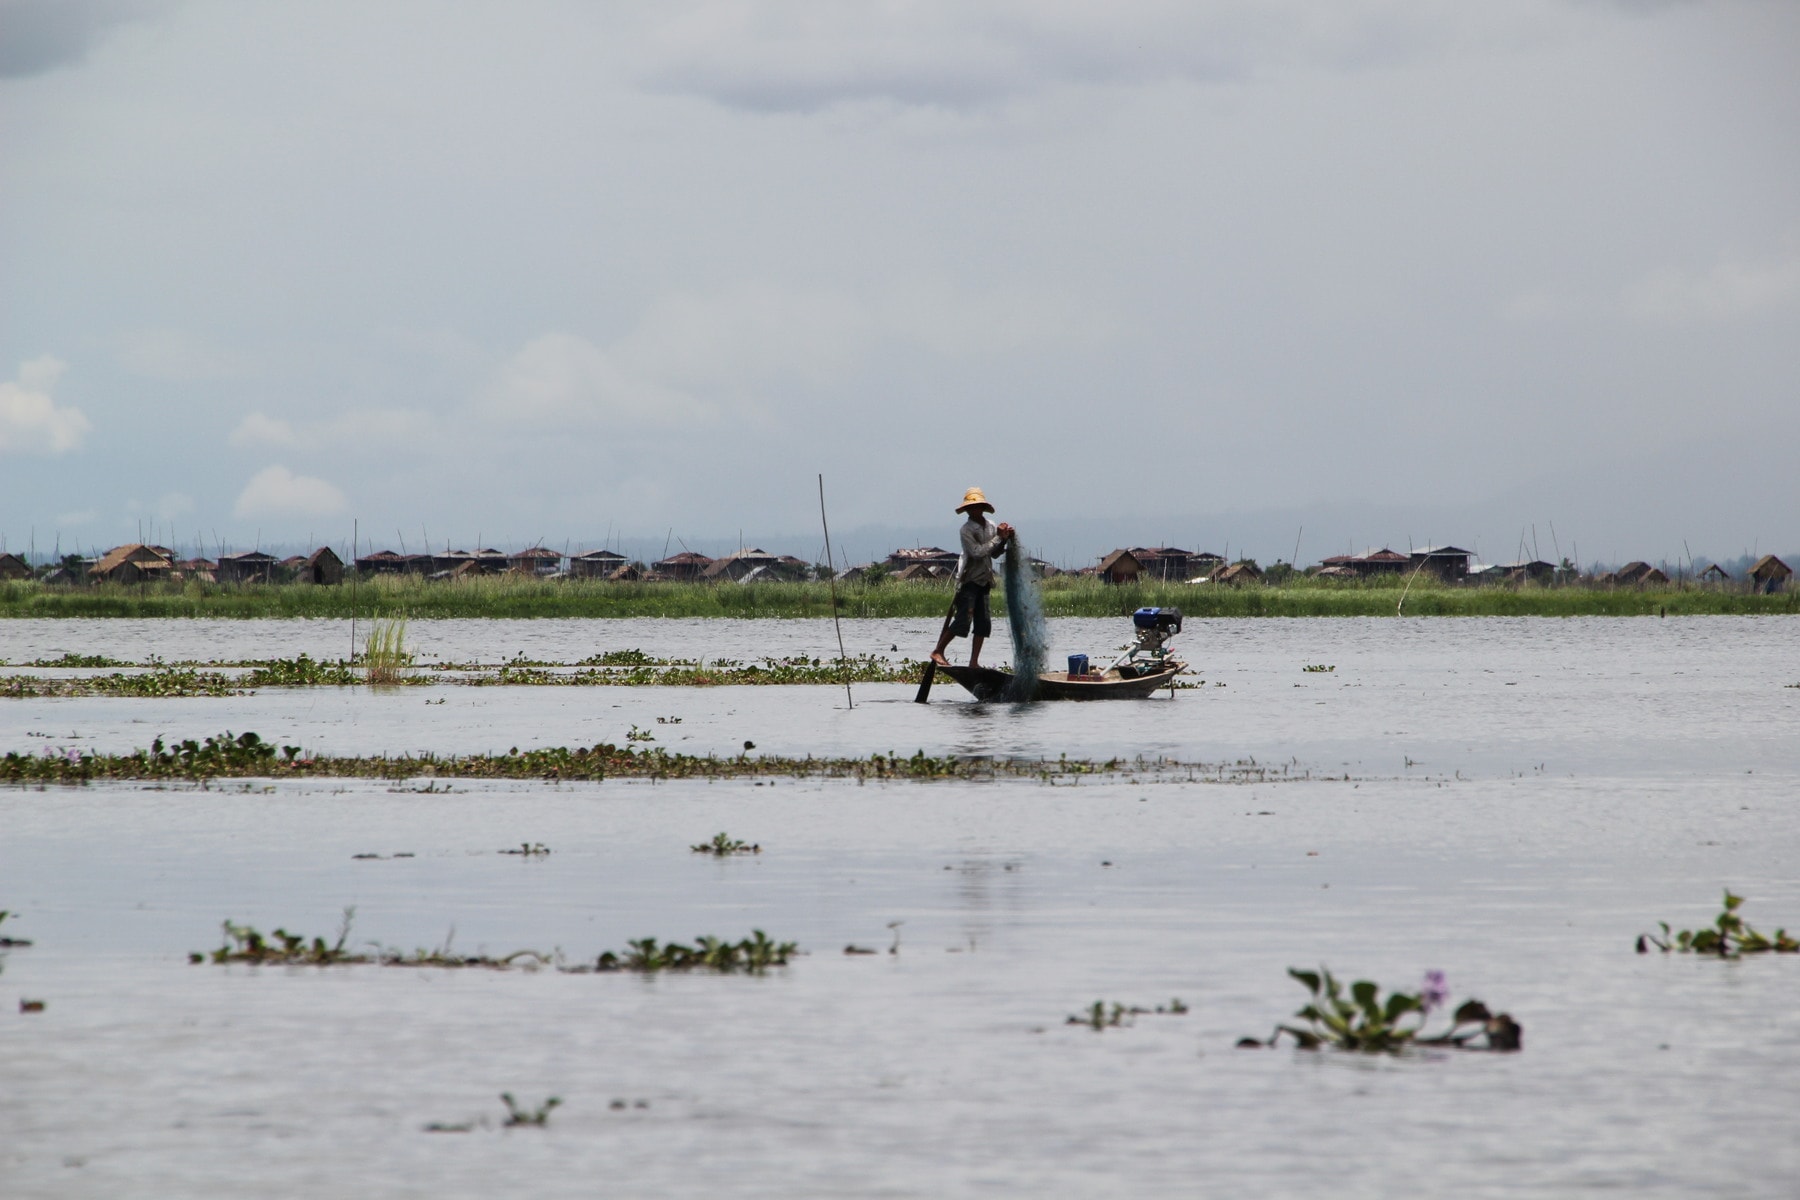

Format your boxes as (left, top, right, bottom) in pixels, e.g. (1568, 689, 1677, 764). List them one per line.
(1, 652, 922, 696)
(1, 575, 1794, 620)
(2, 731, 1294, 785)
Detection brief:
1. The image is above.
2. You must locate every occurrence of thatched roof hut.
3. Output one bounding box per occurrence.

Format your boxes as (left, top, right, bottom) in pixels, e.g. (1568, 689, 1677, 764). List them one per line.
(0, 552, 30, 581)
(1214, 561, 1263, 585)
(1098, 549, 1142, 584)
(1750, 555, 1792, 593)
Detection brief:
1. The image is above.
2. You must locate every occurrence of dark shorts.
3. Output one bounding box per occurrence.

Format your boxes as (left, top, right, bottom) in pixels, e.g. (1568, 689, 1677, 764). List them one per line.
(948, 581, 992, 640)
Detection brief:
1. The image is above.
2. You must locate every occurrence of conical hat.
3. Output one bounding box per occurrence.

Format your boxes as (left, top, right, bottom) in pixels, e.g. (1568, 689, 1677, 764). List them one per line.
(955, 487, 994, 515)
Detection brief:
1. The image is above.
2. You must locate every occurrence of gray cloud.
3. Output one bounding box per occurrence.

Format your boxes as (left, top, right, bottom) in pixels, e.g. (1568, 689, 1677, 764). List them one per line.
(636, 2, 1617, 113)
(0, 0, 160, 79)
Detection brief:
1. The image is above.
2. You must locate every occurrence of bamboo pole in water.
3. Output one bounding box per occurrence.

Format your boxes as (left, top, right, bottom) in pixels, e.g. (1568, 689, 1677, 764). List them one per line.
(818, 475, 852, 710)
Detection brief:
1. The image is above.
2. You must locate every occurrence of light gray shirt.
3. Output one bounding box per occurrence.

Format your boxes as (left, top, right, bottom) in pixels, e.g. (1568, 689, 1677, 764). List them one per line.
(956, 515, 1008, 586)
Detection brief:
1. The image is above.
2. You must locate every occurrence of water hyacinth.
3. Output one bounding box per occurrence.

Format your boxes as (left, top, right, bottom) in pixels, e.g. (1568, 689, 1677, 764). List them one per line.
(1421, 970, 1450, 1013)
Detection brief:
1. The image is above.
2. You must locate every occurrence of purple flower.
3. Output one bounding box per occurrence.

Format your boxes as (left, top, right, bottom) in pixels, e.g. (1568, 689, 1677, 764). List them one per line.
(1421, 970, 1449, 1013)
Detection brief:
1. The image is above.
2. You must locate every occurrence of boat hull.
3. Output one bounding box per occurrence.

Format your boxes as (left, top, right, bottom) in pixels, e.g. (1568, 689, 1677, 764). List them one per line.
(935, 662, 1183, 701)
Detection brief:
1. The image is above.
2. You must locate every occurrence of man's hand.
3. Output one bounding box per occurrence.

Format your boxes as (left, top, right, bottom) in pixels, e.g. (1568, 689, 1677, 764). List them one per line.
(997, 522, 1015, 540)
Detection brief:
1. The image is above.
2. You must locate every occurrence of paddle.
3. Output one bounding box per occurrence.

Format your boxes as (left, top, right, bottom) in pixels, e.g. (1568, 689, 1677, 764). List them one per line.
(913, 601, 957, 704)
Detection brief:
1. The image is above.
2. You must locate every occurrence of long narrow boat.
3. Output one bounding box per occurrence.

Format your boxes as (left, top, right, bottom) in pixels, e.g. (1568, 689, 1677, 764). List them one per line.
(936, 661, 1183, 702)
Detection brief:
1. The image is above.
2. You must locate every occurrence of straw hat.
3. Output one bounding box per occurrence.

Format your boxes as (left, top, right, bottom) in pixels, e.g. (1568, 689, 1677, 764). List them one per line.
(955, 486, 994, 515)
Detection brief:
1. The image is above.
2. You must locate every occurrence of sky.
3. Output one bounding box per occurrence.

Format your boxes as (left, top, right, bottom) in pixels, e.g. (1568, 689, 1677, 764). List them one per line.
(3, 0, 1797, 569)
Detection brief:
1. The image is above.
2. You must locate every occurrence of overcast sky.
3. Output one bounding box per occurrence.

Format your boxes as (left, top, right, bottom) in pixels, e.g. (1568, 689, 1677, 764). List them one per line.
(3, 0, 1796, 567)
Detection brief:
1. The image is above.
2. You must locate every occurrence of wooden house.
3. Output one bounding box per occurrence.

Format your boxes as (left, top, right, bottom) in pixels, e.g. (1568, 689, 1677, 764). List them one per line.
(217, 550, 279, 584)
(887, 546, 959, 571)
(1614, 561, 1669, 586)
(651, 551, 713, 580)
(1320, 549, 1410, 578)
(1409, 545, 1472, 581)
(1213, 561, 1263, 585)
(1500, 561, 1557, 585)
(0, 552, 30, 581)
(1697, 563, 1730, 583)
(300, 547, 344, 585)
(1750, 555, 1792, 594)
(90, 544, 174, 585)
(1129, 547, 1212, 582)
(355, 550, 408, 575)
(571, 549, 630, 579)
(1098, 549, 1143, 584)
(894, 562, 953, 582)
(509, 546, 564, 576)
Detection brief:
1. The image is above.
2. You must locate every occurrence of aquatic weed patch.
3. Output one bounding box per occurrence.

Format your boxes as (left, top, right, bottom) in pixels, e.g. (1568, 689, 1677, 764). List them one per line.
(591, 931, 796, 974)
(692, 832, 760, 856)
(1237, 967, 1521, 1053)
(2, 667, 244, 698)
(1637, 890, 1798, 956)
(1067, 999, 1188, 1029)
(4, 733, 1297, 786)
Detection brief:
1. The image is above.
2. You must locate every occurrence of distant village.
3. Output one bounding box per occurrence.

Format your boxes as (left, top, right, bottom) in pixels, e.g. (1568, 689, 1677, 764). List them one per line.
(2, 541, 1792, 594)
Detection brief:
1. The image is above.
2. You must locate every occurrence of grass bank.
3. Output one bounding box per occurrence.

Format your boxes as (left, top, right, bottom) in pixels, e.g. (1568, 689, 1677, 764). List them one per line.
(1, 575, 1794, 620)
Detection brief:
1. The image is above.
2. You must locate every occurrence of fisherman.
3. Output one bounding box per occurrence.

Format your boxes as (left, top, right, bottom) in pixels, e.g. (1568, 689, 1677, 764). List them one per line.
(930, 486, 1014, 669)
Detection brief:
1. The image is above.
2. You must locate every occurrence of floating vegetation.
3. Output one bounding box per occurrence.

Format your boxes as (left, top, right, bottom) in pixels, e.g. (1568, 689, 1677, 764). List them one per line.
(0, 909, 30, 948)
(1067, 998, 1189, 1029)
(363, 618, 412, 685)
(195, 910, 359, 965)
(19, 998, 45, 1013)
(4, 732, 1296, 786)
(26, 652, 129, 668)
(691, 832, 760, 856)
(500, 1093, 561, 1127)
(1, 651, 921, 697)
(1302, 664, 1336, 673)
(1637, 890, 1798, 956)
(499, 843, 550, 857)
(2, 667, 244, 699)
(592, 931, 795, 974)
(191, 911, 554, 970)
(1237, 968, 1521, 1053)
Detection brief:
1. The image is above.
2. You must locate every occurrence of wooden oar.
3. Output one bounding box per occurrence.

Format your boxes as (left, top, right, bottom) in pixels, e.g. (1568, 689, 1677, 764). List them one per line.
(913, 602, 957, 703)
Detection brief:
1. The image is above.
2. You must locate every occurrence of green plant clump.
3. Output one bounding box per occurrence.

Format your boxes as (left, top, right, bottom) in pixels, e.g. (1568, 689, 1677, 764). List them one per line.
(692, 832, 760, 856)
(594, 931, 795, 974)
(1637, 890, 1798, 956)
(363, 618, 412, 685)
(1238, 967, 1521, 1053)
(1067, 998, 1188, 1029)
(501, 1093, 561, 1127)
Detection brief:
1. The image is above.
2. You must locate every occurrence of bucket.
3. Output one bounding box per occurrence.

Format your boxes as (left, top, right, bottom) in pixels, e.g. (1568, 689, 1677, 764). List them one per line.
(1067, 654, 1089, 679)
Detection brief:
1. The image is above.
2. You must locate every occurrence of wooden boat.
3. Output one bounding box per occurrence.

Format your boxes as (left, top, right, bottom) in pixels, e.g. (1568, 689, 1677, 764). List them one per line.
(936, 661, 1184, 701)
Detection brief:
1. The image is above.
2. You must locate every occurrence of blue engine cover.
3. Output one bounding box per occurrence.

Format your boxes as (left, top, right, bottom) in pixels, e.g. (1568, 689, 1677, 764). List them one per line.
(1133, 607, 1183, 631)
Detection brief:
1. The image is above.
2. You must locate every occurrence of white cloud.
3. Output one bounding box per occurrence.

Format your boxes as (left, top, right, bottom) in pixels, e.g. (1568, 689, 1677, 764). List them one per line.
(228, 408, 428, 451)
(0, 356, 92, 455)
(1623, 243, 1800, 323)
(483, 281, 1109, 430)
(232, 465, 348, 518)
(480, 332, 720, 429)
(228, 412, 298, 449)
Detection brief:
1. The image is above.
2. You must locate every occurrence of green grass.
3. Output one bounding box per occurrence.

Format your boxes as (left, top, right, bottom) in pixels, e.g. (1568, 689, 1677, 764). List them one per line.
(0, 574, 1793, 619)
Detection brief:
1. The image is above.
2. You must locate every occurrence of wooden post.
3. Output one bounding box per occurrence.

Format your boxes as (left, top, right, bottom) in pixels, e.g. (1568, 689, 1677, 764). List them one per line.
(914, 602, 956, 703)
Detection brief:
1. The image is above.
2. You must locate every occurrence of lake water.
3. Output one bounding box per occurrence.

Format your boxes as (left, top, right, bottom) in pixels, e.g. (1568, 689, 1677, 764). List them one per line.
(3, 616, 1798, 1198)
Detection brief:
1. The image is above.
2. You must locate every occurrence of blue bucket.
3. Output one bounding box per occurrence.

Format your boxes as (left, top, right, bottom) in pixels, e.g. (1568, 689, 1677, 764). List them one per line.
(1067, 654, 1089, 678)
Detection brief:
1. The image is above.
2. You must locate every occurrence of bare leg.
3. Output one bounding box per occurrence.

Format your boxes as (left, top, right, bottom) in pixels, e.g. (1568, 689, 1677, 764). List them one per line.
(968, 634, 984, 669)
(931, 627, 954, 667)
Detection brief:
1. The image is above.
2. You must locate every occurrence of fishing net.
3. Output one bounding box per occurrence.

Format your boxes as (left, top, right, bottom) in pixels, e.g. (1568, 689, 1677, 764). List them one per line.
(1001, 539, 1048, 701)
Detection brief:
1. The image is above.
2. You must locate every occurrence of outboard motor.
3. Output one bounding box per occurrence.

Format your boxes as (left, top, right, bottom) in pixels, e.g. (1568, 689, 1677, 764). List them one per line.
(1113, 607, 1182, 676)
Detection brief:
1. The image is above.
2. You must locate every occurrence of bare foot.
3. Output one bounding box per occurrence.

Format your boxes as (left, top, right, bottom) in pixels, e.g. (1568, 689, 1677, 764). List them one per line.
(930, 652, 950, 667)
(967, 659, 981, 670)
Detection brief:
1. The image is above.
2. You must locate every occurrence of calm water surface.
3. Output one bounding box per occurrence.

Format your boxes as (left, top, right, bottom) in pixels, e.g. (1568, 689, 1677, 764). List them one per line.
(2, 616, 1797, 1198)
